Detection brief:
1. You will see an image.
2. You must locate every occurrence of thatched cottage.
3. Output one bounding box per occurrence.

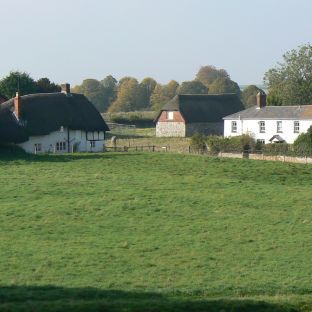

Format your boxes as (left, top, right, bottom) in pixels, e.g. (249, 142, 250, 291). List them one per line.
(155, 94, 244, 137)
(0, 84, 110, 153)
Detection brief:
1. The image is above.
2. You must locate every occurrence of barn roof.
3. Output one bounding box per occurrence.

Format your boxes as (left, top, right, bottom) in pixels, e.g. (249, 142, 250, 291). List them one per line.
(155, 94, 244, 123)
(223, 104, 312, 120)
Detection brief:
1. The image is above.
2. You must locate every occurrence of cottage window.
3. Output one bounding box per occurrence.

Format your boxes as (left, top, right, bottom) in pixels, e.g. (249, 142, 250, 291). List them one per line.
(277, 121, 282, 133)
(167, 111, 174, 120)
(259, 121, 265, 133)
(231, 121, 237, 133)
(257, 139, 265, 144)
(90, 141, 96, 148)
(56, 141, 67, 151)
(294, 121, 300, 133)
(34, 143, 42, 152)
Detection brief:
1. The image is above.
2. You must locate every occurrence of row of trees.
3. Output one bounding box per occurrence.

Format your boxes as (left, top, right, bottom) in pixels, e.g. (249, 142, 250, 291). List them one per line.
(0, 72, 60, 99)
(1, 43, 311, 112)
(71, 65, 243, 112)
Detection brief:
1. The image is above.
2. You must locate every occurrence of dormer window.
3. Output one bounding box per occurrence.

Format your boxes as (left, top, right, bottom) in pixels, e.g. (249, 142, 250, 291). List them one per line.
(167, 111, 174, 120)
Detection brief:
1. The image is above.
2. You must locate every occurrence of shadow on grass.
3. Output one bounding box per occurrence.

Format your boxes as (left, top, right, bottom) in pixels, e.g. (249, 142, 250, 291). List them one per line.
(0, 152, 144, 163)
(0, 285, 299, 312)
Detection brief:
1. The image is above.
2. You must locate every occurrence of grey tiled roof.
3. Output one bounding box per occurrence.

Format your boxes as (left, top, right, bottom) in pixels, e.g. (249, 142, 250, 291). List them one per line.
(223, 105, 312, 120)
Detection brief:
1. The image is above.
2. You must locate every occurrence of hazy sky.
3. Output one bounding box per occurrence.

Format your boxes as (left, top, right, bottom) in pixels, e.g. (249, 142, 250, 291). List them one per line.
(1, 0, 311, 86)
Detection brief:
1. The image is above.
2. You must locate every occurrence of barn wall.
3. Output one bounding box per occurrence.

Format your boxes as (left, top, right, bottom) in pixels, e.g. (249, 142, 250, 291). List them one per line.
(156, 122, 185, 137)
(186, 122, 223, 137)
(18, 128, 105, 153)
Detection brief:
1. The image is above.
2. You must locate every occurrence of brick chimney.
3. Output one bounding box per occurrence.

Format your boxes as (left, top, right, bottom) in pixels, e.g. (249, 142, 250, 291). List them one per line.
(14, 92, 22, 119)
(61, 83, 70, 94)
(256, 91, 266, 109)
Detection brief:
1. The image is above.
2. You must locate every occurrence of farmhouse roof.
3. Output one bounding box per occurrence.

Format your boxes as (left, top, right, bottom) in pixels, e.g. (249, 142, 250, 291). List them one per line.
(155, 94, 244, 123)
(0, 103, 28, 143)
(0, 92, 109, 143)
(223, 105, 312, 120)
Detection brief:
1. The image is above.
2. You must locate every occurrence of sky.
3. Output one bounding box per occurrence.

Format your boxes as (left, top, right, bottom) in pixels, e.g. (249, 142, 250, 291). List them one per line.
(0, 0, 311, 86)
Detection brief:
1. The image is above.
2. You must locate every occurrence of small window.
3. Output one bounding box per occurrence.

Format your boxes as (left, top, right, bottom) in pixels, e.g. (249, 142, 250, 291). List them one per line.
(56, 141, 67, 151)
(259, 121, 265, 133)
(90, 141, 96, 148)
(167, 111, 174, 120)
(294, 121, 300, 133)
(257, 139, 265, 144)
(277, 121, 282, 133)
(231, 121, 237, 133)
(34, 143, 42, 152)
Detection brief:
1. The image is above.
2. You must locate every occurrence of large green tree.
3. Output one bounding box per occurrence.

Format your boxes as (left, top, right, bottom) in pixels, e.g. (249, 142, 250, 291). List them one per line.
(108, 77, 142, 112)
(241, 85, 263, 108)
(208, 77, 241, 96)
(150, 80, 179, 111)
(138, 77, 157, 109)
(196, 65, 229, 87)
(36, 78, 61, 93)
(177, 80, 208, 95)
(0, 71, 37, 98)
(264, 43, 312, 105)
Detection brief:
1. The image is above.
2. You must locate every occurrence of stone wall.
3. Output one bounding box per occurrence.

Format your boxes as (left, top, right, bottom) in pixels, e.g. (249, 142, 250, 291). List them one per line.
(156, 122, 186, 137)
(186, 122, 223, 137)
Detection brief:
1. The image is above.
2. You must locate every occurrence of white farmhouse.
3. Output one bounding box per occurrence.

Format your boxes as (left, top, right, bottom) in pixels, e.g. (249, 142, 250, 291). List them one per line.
(223, 91, 312, 144)
(0, 83, 110, 153)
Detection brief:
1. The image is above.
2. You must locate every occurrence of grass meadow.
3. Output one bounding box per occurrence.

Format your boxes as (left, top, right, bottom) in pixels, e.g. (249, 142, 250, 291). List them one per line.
(1, 152, 312, 311)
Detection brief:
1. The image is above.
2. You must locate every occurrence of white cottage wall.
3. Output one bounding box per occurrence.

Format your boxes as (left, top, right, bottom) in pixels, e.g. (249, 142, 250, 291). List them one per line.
(18, 128, 105, 153)
(224, 119, 312, 143)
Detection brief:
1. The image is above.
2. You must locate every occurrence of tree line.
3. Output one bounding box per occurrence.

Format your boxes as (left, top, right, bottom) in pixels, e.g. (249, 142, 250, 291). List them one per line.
(1, 43, 311, 112)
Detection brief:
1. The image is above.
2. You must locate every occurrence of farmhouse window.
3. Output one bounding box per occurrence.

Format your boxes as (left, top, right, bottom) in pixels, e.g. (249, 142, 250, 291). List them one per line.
(167, 111, 174, 120)
(277, 121, 282, 133)
(257, 139, 265, 144)
(56, 141, 66, 151)
(34, 143, 42, 152)
(231, 121, 237, 133)
(294, 121, 300, 133)
(90, 141, 96, 148)
(259, 121, 265, 133)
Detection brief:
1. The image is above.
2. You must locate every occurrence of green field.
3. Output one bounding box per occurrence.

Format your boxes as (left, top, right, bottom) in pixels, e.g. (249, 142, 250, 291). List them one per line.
(1, 152, 312, 311)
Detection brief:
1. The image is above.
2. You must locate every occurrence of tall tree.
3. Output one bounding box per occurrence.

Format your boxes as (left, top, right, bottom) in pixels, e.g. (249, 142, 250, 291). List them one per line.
(264, 43, 312, 105)
(241, 85, 263, 108)
(177, 80, 208, 95)
(72, 79, 107, 112)
(108, 77, 141, 112)
(139, 77, 157, 109)
(0, 71, 37, 98)
(36, 78, 61, 93)
(208, 77, 241, 97)
(150, 80, 179, 111)
(100, 75, 118, 109)
(196, 65, 229, 87)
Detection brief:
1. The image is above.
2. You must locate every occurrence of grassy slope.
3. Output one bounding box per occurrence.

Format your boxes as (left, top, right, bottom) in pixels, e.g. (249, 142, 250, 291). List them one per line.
(1, 153, 312, 311)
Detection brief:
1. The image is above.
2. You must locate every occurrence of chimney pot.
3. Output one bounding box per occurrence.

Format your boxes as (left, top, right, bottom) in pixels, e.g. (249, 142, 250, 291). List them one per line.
(14, 92, 22, 119)
(256, 91, 266, 109)
(61, 83, 70, 94)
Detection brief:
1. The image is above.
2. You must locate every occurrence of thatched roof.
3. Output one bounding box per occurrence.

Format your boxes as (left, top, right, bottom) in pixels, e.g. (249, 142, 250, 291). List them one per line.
(0, 104, 28, 143)
(0, 92, 109, 143)
(155, 94, 244, 123)
(0, 94, 8, 103)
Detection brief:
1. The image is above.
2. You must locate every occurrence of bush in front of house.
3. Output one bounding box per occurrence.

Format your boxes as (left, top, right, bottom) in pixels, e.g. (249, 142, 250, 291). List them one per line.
(293, 125, 312, 156)
(206, 134, 256, 154)
(262, 143, 293, 156)
(190, 133, 207, 152)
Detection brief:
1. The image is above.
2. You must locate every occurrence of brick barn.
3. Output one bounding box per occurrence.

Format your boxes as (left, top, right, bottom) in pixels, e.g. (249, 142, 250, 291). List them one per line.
(155, 94, 244, 137)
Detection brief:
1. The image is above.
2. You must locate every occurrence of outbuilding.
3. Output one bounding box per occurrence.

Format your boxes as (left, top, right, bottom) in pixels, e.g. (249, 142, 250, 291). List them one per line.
(155, 94, 244, 137)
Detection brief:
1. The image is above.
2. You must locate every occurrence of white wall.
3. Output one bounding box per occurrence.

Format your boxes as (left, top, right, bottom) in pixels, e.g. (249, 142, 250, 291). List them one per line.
(18, 128, 105, 153)
(224, 119, 312, 143)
